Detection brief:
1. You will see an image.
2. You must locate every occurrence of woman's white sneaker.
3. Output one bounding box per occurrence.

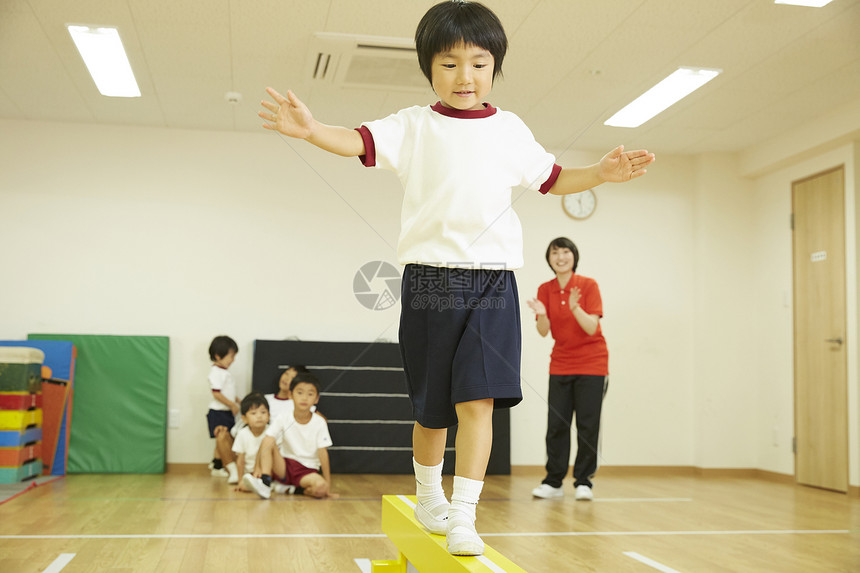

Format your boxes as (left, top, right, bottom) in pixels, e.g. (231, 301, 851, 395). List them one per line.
(531, 483, 564, 499)
(575, 485, 593, 501)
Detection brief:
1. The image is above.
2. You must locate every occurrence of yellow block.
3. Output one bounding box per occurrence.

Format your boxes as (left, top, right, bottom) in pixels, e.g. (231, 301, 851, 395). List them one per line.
(379, 495, 528, 573)
(0, 409, 42, 431)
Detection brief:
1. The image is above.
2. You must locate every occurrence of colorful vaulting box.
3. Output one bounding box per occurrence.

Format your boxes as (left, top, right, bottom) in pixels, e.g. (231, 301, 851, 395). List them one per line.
(0, 347, 44, 483)
(0, 347, 43, 393)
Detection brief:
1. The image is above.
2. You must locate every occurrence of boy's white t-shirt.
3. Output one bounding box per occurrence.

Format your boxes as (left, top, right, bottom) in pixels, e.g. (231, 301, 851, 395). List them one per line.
(359, 103, 558, 269)
(231, 426, 266, 474)
(265, 412, 332, 470)
(208, 365, 236, 411)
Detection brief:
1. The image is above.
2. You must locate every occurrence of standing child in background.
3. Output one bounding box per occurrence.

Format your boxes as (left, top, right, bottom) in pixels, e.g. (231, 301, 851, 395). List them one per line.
(245, 373, 335, 499)
(206, 335, 240, 485)
(264, 364, 308, 422)
(260, 0, 654, 556)
(232, 392, 270, 491)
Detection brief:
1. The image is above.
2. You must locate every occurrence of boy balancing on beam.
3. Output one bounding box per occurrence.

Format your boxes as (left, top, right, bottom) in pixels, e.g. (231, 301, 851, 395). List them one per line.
(260, 0, 654, 556)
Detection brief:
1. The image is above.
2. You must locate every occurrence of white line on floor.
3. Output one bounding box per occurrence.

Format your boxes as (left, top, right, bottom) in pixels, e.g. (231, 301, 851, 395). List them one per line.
(593, 498, 693, 502)
(2, 529, 849, 540)
(624, 551, 682, 573)
(354, 558, 372, 573)
(42, 553, 76, 573)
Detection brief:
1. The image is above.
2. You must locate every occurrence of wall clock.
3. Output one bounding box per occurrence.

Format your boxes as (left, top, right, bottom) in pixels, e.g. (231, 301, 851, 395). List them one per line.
(562, 189, 596, 220)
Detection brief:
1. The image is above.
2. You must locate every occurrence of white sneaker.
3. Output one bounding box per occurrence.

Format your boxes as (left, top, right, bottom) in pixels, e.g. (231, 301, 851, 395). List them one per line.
(446, 512, 484, 556)
(272, 482, 296, 495)
(532, 483, 564, 499)
(414, 500, 449, 535)
(210, 468, 229, 477)
(242, 474, 271, 499)
(575, 485, 593, 501)
(226, 462, 239, 485)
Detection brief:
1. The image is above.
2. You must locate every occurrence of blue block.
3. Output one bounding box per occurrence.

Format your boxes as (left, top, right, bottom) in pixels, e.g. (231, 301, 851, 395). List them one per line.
(0, 427, 42, 448)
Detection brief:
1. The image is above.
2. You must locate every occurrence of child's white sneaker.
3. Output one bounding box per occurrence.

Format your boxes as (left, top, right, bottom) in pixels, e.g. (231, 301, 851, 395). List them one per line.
(414, 500, 449, 535)
(575, 485, 593, 501)
(242, 474, 271, 499)
(272, 482, 296, 495)
(226, 462, 239, 485)
(446, 512, 484, 556)
(210, 468, 229, 477)
(531, 483, 564, 499)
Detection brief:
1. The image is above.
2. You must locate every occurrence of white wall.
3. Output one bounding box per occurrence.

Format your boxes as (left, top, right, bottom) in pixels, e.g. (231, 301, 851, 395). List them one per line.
(1, 117, 857, 486)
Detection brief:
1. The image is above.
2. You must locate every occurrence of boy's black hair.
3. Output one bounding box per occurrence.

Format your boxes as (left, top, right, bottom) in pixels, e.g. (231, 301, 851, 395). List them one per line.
(208, 335, 238, 361)
(415, 0, 508, 85)
(545, 237, 580, 273)
(240, 392, 269, 415)
(290, 372, 321, 394)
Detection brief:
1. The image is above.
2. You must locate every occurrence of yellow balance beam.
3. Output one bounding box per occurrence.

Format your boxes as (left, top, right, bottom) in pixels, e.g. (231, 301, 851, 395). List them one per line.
(373, 495, 527, 573)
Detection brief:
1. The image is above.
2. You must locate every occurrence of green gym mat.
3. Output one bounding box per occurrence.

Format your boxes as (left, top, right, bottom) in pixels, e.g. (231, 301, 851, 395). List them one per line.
(28, 334, 168, 474)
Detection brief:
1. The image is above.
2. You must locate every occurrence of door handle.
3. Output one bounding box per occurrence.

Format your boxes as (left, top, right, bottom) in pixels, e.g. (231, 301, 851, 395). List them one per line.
(826, 337, 843, 345)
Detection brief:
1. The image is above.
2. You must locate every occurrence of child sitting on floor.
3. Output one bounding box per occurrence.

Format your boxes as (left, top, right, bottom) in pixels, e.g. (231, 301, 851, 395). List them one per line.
(244, 373, 335, 499)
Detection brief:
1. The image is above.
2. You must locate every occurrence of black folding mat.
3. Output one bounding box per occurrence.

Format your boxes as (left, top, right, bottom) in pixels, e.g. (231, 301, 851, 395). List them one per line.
(252, 340, 510, 474)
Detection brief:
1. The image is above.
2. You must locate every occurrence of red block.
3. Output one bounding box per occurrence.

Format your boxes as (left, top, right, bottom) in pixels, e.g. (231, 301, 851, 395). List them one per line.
(0, 393, 43, 410)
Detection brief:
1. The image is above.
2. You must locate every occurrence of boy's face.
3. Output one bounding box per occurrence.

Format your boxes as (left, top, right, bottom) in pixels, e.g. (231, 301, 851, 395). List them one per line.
(214, 349, 236, 369)
(290, 382, 319, 411)
(242, 403, 269, 430)
(431, 42, 494, 111)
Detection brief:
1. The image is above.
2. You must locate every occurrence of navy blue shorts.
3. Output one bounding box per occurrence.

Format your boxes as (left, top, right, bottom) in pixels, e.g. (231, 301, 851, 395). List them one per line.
(207, 409, 234, 438)
(399, 264, 523, 429)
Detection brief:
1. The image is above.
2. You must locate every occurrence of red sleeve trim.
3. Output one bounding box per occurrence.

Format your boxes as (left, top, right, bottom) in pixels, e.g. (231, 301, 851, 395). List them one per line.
(538, 164, 562, 195)
(355, 126, 376, 167)
(212, 389, 222, 393)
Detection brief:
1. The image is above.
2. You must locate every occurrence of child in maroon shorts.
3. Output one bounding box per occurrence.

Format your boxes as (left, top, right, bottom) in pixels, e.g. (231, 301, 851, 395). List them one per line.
(244, 373, 336, 499)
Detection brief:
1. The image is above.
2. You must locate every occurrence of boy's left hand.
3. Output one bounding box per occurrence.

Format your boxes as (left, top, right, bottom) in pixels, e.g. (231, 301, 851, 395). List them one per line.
(599, 145, 655, 182)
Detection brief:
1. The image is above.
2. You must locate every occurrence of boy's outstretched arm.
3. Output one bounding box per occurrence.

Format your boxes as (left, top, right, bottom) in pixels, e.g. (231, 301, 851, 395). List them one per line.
(260, 87, 365, 158)
(547, 145, 655, 196)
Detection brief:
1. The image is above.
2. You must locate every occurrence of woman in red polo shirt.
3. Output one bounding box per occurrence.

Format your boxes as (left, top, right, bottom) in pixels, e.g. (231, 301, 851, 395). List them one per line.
(527, 237, 608, 501)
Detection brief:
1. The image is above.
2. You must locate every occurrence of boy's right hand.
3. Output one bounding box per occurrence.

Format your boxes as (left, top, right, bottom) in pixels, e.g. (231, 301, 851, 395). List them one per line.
(260, 88, 314, 140)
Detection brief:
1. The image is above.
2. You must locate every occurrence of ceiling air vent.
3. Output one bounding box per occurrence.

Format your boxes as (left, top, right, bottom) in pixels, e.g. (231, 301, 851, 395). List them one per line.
(308, 33, 427, 92)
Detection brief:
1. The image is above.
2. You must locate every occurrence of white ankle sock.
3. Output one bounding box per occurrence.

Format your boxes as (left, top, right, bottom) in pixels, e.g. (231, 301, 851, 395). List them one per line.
(413, 458, 448, 514)
(450, 476, 483, 522)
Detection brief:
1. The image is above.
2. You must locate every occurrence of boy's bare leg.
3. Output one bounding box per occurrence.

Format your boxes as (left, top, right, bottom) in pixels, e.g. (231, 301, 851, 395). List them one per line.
(213, 426, 238, 483)
(299, 473, 331, 498)
(413, 423, 447, 466)
(213, 426, 235, 464)
(258, 438, 286, 480)
(447, 398, 493, 556)
(453, 399, 493, 480)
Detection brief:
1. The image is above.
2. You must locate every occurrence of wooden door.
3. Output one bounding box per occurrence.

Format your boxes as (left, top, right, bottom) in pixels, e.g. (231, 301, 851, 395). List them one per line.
(792, 165, 848, 492)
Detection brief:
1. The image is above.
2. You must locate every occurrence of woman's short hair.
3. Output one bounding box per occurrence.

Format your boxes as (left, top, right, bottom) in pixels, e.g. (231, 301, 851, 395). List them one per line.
(415, 1, 508, 85)
(545, 237, 579, 273)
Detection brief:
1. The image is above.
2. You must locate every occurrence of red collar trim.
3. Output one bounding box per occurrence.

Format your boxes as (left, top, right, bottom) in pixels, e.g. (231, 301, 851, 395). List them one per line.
(431, 101, 496, 119)
(273, 395, 290, 401)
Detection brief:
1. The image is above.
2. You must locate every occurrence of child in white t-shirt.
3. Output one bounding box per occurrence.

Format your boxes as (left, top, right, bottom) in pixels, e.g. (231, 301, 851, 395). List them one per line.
(232, 393, 269, 488)
(259, 0, 654, 556)
(206, 335, 240, 484)
(245, 374, 335, 499)
(264, 364, 308, 422)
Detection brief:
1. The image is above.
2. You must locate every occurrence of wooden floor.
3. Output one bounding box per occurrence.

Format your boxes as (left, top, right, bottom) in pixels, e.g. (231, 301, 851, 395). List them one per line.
(0, 466, 858, 572)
